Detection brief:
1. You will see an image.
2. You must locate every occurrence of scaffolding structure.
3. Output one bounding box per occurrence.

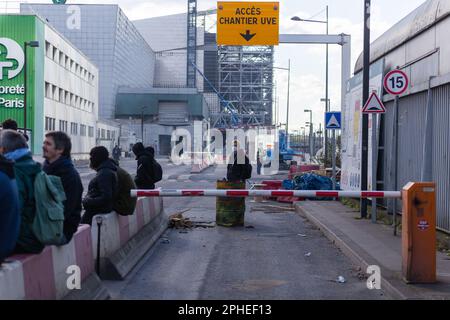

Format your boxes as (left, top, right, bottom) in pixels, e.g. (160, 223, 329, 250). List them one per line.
(214, 45, 274, 128)
(186, 0, 197, 88)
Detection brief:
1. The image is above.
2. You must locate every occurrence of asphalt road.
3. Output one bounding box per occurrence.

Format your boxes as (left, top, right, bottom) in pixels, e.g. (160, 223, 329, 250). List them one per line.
(82, 159, 388, 300)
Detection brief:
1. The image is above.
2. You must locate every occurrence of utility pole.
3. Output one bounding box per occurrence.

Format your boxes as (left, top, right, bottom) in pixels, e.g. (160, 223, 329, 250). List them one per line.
(286, 59, 291, 134)
(141, 106, 146, 144)
(361, 0, 371, 218)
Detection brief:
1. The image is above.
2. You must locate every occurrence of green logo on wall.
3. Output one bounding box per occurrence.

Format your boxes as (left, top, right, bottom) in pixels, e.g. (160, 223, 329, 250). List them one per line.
(52, 0, 67, 4)
(0, 38, 24, 80)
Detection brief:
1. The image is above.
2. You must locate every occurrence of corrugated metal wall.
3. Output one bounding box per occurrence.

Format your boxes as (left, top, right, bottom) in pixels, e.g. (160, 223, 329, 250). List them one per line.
(432, 84, 450, 231)
(382, 83, 450, 232)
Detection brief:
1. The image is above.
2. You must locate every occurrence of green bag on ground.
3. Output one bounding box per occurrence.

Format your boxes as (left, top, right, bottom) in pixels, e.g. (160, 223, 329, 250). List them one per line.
(32, 172, 66, 245)
(113, 166, 137, 216)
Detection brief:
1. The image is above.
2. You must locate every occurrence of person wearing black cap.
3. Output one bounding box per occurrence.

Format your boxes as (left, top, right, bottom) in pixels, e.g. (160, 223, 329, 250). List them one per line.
(81, 146, 118, 225)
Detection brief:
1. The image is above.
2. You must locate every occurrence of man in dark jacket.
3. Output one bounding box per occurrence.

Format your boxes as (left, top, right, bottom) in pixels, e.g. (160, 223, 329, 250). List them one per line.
(0, 130, 44, 254)
(133, 142, 156, 189)
(227, 149, 252, 182)
(0, 152, 20, 262)
(42, 131, 83, 244)
(81, 146, 118, 225)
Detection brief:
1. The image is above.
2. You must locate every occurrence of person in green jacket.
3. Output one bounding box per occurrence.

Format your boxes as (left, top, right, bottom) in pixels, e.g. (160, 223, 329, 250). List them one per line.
(0, 130, 44, 254)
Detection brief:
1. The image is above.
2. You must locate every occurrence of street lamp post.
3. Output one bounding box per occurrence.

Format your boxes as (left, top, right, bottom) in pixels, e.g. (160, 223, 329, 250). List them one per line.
(304, 110, 313, 158)
(292, 6, 329, 162)
(23, 41, 39, 136)
(141, 106, 148, 144)
(273, 61, 291, 134)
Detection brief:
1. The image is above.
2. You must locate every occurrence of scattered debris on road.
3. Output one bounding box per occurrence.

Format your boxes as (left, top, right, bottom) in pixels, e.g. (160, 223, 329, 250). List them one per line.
(169, 210, 215, 229)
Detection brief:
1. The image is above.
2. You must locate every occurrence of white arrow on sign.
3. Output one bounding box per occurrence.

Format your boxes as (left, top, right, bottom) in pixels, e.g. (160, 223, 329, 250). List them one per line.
(362, 92, 386, 114)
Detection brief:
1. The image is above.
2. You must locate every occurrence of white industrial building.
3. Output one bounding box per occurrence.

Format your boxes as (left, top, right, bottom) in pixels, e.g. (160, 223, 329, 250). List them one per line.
(43, 24, 99, 159)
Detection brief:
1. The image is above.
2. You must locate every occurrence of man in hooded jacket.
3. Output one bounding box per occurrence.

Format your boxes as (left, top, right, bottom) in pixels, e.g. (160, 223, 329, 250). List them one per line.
(132, 142, 156, 190)
(81, 146, 118, 225)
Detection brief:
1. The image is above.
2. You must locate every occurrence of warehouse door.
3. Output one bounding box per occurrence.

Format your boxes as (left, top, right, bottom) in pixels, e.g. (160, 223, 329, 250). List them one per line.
(158, 102, 188, 125)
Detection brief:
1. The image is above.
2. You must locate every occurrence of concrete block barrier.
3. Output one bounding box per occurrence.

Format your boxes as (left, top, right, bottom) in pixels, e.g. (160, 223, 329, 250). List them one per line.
(0, 225, 109, 300)
(91, 197, 168, 280)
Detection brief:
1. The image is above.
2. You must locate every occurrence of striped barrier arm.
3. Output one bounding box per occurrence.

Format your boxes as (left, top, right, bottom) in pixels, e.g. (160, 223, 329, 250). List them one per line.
(131, 189, 402, 199)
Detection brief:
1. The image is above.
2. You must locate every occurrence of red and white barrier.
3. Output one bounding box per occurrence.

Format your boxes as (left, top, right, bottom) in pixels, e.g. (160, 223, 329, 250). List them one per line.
(131, 189, 402, 199)
(0, 225, 98, 300)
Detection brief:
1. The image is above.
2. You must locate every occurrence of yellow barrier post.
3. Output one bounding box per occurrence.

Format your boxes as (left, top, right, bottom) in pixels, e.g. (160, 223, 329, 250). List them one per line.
(402, 182, 436, 284)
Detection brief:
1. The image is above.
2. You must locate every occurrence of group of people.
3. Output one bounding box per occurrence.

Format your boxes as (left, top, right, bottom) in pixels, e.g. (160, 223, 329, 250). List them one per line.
(0, 119, 162, 263)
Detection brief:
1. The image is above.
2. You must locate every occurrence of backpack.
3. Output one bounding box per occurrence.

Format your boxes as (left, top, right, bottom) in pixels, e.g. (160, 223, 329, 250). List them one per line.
(32, 172, 66, 245)
(242, 163, 253, 180)
(152, 160, 163, 183)
(113, 166, 137, 216)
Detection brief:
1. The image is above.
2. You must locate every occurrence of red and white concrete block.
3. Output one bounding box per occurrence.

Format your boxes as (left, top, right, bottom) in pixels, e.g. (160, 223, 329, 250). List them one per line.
(0, 225, 95, 300)
(90, 197, 164, 261)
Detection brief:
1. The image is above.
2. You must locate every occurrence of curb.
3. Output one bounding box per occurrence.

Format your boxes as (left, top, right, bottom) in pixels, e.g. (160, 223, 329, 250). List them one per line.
(295, 202, 412, 300)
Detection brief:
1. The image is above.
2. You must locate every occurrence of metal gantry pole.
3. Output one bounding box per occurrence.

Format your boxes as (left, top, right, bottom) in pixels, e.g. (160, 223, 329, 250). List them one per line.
(361, 0, 371, 218)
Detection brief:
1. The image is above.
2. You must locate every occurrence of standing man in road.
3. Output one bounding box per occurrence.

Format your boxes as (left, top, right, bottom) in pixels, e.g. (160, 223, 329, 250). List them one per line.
(112, 145, 121, 165)
(132, 142, 161, 190)
(42, 131, 83, 245)
(227, 142, 252, 183)
(256, 149, 263, 175)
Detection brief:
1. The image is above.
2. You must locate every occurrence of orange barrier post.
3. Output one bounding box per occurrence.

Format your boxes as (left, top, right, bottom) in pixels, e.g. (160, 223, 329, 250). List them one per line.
(402, 182, 436, 284)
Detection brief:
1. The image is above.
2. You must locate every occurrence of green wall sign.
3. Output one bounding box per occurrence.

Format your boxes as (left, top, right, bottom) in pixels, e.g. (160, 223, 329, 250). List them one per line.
(0, 15, 45, 154)
(0, 16, 37, 130)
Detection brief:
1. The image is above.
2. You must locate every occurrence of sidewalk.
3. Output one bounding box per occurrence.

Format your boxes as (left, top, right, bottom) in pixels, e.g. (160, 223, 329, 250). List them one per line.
(295, 201, 450, 300)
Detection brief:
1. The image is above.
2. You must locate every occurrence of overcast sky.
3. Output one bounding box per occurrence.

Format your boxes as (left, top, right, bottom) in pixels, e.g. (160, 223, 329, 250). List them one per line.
(12, 0, 428, 131)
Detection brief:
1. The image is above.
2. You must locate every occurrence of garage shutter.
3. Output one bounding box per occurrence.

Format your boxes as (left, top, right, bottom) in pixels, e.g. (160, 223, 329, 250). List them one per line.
(158, 102, 188, 125)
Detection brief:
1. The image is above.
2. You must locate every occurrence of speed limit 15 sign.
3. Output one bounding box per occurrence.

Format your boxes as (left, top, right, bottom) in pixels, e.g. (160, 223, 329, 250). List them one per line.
(384, 70, 409, 96)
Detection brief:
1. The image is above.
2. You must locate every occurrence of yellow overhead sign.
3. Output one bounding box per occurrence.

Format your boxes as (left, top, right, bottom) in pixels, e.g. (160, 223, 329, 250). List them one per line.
(217, 1, 279, 46)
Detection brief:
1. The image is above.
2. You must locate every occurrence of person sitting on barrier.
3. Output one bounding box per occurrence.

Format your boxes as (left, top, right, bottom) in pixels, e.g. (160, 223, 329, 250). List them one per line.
(81, 146, 118, 225)
(0, 150, 20, 263)
(0, 130, 44, 254)
(132, 143, 161, 190)
(42, 132, 83, 245)
(227, 148, 252, 183)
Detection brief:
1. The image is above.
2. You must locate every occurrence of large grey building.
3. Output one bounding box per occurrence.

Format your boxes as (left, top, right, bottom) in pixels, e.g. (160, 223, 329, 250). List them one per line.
(21, 3, 156, 120)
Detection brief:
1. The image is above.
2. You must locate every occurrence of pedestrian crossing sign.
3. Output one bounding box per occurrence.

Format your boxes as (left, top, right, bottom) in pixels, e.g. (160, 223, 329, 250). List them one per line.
(325, 112, 342, 130)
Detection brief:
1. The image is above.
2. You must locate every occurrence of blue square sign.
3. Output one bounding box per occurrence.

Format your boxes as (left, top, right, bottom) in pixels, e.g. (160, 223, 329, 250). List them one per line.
(325, 112, 342, 130)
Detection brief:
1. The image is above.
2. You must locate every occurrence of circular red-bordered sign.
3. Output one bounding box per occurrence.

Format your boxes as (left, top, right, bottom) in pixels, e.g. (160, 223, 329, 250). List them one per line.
(384, 70, 409, 96)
